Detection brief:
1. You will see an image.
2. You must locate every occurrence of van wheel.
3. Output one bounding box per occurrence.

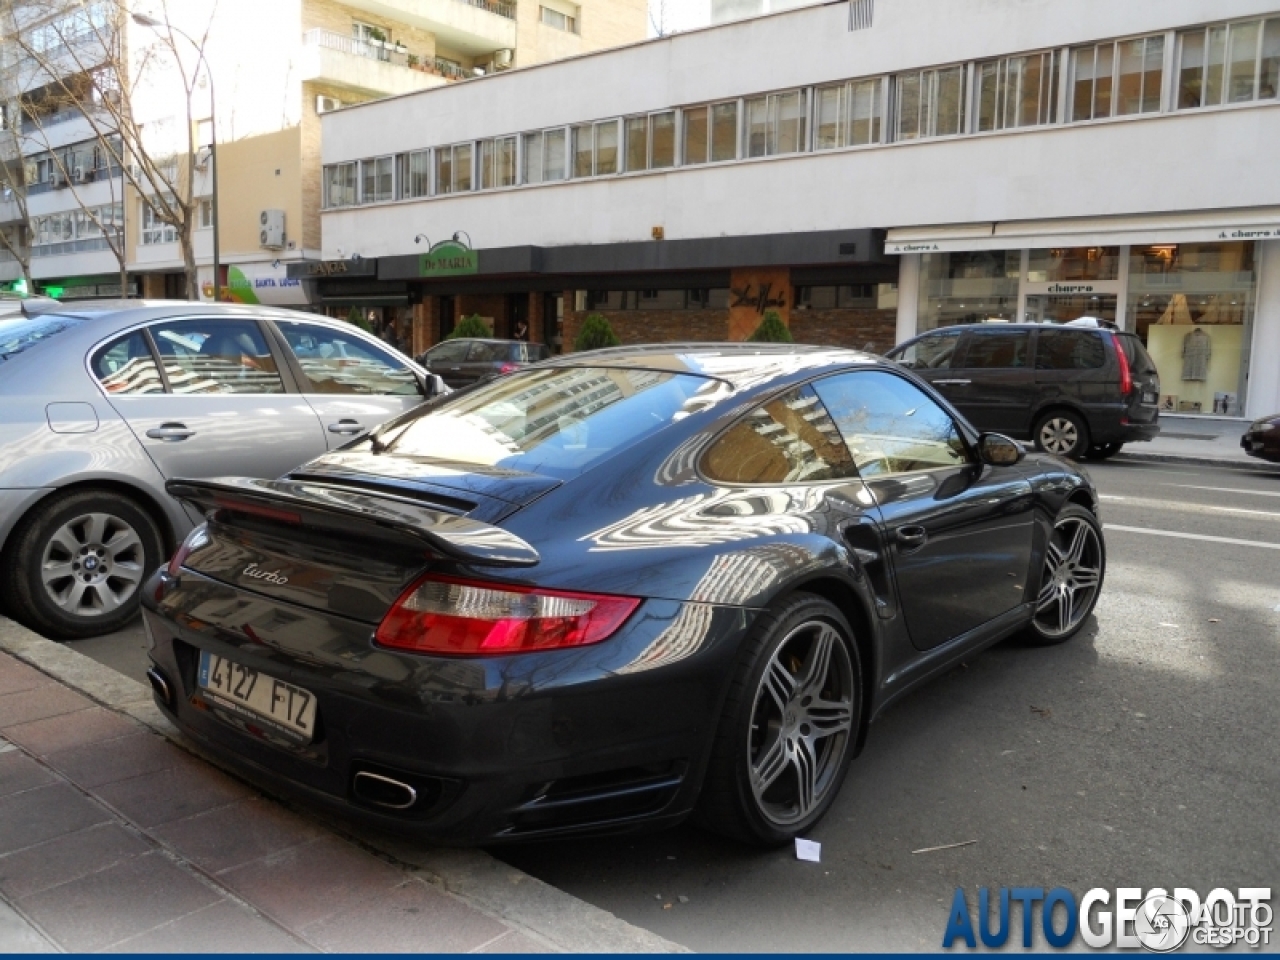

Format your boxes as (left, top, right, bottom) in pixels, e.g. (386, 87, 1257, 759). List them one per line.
(1087, 442, 1124, 460)
(1033, 411, 1089, 460)
(3, 490, 163, 640)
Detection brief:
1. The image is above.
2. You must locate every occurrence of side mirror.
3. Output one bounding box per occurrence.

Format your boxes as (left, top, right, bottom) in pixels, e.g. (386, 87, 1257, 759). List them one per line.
(978, 433, 1024, 466)
(416, 372, 448, 398)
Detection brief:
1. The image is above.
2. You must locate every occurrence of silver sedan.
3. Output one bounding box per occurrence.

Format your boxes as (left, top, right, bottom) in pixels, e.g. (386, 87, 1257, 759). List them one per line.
(0, 297, 444, 639)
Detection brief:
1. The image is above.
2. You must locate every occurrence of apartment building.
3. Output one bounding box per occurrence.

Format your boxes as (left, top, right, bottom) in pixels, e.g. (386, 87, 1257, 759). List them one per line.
(0, 0, 645, 305)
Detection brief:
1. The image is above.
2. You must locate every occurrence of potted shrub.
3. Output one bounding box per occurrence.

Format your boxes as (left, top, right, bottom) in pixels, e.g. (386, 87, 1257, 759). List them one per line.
(447, 314, 492, 339)
(747, 309, 793, 343)
(574, 313, 621, 352)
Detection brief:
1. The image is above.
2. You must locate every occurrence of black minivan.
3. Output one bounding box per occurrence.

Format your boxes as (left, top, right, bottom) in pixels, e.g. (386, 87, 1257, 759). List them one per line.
(886, 323, 1160, 460)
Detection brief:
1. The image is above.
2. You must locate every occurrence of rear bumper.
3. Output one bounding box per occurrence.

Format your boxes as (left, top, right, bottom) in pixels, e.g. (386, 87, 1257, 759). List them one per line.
(141, 569, 748, 844)
(1086, 410, 1160, 445)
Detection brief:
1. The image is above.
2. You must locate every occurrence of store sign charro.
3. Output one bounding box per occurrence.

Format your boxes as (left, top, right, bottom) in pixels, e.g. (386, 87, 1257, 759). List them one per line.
(1023, 280, 1124, 296)
(419, 239, 478, 278)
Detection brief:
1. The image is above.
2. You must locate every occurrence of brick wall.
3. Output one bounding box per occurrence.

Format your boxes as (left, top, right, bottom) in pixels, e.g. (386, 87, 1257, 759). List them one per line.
(789, 308, 898, 353)
(562, 306, 729, 351)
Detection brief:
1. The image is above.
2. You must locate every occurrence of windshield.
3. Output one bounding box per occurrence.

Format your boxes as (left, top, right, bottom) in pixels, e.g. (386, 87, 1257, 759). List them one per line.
(0, 312, 83, 365)
(376, 366, 723, 480)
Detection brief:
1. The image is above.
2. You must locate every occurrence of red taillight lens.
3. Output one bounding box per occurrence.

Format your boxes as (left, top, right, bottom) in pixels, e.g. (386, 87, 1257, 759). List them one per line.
(498, 362, 519, 374)
(1112, 333, 1133, 396)
(166, 525, 209, 577)
(374, 576, 640, 656)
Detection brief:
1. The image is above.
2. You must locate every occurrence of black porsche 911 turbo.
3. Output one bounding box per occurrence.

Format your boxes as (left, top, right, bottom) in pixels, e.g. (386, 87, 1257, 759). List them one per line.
(142, 343, 1105, 846)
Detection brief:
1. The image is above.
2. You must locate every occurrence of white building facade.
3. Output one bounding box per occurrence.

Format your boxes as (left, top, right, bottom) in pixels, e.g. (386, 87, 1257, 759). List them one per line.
(310, 0, 1280, 419)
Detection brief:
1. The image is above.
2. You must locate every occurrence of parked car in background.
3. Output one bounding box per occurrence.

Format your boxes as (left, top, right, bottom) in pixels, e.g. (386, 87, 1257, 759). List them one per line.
(0, 298, 444, 640)
(417, 338, 550, 388)
(144, 343, 1104, 847)
(1241, 413, 1280, 462)
(885, 323, 1160, 460)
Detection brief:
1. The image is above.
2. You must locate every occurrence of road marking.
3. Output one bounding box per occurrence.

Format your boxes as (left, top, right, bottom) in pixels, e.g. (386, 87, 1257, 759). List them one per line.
(1100, 495, 1125, 500)
(1105, 524, 1280, 551)
(1100, 496, 1280, 519)
(1166, 483, 1280, 499)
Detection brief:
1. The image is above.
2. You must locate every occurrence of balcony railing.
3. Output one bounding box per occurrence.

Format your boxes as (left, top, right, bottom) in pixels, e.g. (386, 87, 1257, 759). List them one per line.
(458, 0, 517, 20)
(303, 30, 410, 67)
(25, 165, 123, 197)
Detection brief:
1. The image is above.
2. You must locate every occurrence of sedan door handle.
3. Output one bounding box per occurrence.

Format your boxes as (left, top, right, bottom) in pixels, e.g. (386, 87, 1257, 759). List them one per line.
(327, 419, 364, 436)
(145, 422, 195, 441)
(932, 379, 971, 386)
(895, 525, 928, 550)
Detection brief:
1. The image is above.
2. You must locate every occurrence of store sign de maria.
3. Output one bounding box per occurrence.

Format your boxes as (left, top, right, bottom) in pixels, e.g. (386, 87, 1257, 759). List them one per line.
(419, 239, 478, 278)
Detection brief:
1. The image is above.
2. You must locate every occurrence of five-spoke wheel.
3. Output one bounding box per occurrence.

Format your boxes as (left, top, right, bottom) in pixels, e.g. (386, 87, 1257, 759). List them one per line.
(1028, 504, 1105, 644)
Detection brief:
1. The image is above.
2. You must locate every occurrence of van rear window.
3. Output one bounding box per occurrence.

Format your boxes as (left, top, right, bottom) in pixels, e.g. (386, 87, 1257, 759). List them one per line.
(0, 312, 83, 366)
(1116, 332, 1157, 374)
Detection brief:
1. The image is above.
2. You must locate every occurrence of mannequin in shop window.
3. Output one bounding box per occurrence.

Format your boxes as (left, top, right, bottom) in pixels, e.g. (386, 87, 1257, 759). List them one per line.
(1181, 327, 1211, 381)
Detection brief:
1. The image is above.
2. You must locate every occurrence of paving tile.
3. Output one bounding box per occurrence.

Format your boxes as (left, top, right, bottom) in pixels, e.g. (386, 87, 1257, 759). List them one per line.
(219, 836, 405, 931)
(0, 782, 111, 856)
(0, 898, 55, 953)
(152, 796, 324, 875)
(477, 930, 556, 953)
(0, 822, 151, 901)
(3, 707, 139, 758)
(303, 878, 511, 953)
(102, 899, 313, 954)
(0, 750, 57, 798)
(43, 731, 189, 789)
(0, 686, 92, 729)
(0, 658, 51, 696)
(95, 762, 252, 829)
(18, 851, 222, 953)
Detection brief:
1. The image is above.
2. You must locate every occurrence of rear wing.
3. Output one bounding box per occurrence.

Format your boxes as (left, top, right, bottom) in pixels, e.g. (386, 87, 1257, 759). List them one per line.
(167, 476, 539, 568)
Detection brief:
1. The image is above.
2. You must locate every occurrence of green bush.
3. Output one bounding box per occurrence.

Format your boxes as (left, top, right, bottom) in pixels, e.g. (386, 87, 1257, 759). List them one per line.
(746, 310, 793, 343)
(447, 314, 492, 339)
(574, 313, 621, 352)
(346, 306, 371, 332)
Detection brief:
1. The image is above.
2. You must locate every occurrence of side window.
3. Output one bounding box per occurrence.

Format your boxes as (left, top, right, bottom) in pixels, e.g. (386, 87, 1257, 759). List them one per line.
(811, 370, 971, 478)
(91, 332, 165, 395)
(426, 341, 470, 364)
(149, 318, 284, 395)
(702, 384, 857, 484)
(278, 322, 418, 396)
(466, 341, 506, 363)
(893, 332, 959, 370)
(959, 331, 1030, 369)
(1035, 329, 1106, 370)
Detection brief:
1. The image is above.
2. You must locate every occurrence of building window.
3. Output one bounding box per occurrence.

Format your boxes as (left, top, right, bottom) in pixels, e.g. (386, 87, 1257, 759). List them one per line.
(976, 50, 1060, 131)
(743, 89, 807, 158)
(323, 162, 357, 207)
(479, 136, 517, 189)
(571, 120, 618, 178)
(360, 155, 393, 203)
(1071, 36, 1164, 121)
(793, 285, 877, 310)
(1177, 18, 1280, 109)
(522, 129, 567, 183)
(435, 143, 472, 194)
(197, 198, 213, 229)
(540, 5, 577, 32)
(139, 202, 177, 245)
(624, 111, 675, 172)
(398, 150, 431, 198)
(682, 101, 737, 165)
(893, 65, 967, 141)
(814, 78, 882, 149)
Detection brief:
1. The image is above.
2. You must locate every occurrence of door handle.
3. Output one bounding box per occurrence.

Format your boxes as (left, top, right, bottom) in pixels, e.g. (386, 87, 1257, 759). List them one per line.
(327, 419, 364, 435)
(449, 366, 461, 371)
(895, 525, 928, 551)
(933, 379, 971, 386)
(145, 422, 195, 441)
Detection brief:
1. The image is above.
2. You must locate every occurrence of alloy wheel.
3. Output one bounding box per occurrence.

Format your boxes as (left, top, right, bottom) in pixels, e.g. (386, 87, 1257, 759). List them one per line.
(747, 619, 854, 826)
(1039, 417, 1079, 456)
(40, 512, 145, 617)
(1034, 514, 1102, 639)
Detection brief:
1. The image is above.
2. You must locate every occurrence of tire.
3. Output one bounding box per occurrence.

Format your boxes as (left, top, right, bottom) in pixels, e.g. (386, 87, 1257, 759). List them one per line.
(2, 490, 164, 640)
(1023, 503, 1105, 646)
(1087, 442, 1124, 460)
(695, 593, 862, 846)
(1033, 410, 1090, 460)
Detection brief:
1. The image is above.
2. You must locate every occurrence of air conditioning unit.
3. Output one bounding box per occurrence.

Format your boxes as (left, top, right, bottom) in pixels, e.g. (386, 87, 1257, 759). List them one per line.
(316, 95, 342, 114)
(492, 48, 513, 70)
(74, 166, 90, 183)
(259, 209, 285, 249)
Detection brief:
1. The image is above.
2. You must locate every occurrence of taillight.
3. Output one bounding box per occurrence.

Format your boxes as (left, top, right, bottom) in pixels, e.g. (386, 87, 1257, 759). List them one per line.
(1112, 333, 1133, 396)
(166, 525, 209, 577)
(374, 575, 640, 656)
(498, 362, 519, 374)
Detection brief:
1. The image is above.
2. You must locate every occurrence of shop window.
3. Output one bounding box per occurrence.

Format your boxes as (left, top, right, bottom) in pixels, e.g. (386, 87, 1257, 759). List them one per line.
(323, 162, 357, 207)
(814, 78, 883, 149)
(1071, 36, 1164, 121)
(892, 66, 966, 141)
(638, 289, 685, 310)
(1026, 247, 1120, 282)
(397, 150, 430, 199)
(360, 155, 393, 203)
(682, 101, 738, 166)
(743, 90, 807, 158)
(794, 286, 877, 310)
(977, 51, 1060, 131)
(917, 251, 1021, 330)
(479, 136, 517, 190)
(1178, 18, 1280, 109)
(686, 289, 729, 309)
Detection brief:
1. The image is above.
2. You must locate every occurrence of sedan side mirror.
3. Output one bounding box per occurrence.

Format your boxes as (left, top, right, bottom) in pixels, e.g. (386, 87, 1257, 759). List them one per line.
(978, 433, 1024, 466)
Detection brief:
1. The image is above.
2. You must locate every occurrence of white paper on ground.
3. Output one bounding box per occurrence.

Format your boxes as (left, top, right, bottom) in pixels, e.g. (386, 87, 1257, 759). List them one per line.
(795, 837, 821, 862)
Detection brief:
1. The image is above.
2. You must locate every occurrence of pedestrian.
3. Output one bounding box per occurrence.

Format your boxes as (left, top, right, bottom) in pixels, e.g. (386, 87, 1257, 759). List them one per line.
(512, 319, 529, 341)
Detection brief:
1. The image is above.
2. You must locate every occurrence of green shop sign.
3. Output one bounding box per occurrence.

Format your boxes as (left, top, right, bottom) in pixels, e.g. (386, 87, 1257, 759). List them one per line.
(418, 239, 478, 277)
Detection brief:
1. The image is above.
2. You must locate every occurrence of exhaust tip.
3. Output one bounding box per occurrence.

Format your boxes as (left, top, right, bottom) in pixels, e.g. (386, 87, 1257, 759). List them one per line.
(352, 770, 418, 810)
(146, 668, 172, 707)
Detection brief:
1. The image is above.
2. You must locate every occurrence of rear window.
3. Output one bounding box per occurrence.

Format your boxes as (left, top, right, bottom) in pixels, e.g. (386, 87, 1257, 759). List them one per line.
(466, 341, 508, 363)
(1035, 329, 1105, 370)
(1116, 332, 1157, 374)
(0, 312, 82, 365)
(376, 366, 719, 480)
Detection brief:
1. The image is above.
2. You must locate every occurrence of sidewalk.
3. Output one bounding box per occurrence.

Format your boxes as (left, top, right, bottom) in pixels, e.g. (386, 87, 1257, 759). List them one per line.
(0, 620, 684, 954)
(1115, 415, 1279, 471)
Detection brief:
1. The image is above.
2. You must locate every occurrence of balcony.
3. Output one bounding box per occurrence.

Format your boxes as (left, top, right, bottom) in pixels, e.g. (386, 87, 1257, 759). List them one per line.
(339, 0, 517, 57)
(299, 30, 452, 98)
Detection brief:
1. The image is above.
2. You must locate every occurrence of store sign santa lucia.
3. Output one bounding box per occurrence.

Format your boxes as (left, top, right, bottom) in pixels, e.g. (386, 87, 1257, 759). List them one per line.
(418, 238, 478, 277)
(942, 886, 1272, 951)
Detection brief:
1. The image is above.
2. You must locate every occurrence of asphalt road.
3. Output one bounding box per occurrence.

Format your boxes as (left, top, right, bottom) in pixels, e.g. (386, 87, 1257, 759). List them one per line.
(61, 457, 1280, 951)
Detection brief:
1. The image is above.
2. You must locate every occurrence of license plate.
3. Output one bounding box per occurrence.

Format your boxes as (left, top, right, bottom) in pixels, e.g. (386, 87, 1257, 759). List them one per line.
(198, 652, 317, 741)
(1142, 391, 1158, 404)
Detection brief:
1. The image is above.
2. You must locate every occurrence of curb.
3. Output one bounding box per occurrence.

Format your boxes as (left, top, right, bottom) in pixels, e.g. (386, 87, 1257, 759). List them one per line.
(0, 616, 688, 955)
(1111, 450, 1280, 473)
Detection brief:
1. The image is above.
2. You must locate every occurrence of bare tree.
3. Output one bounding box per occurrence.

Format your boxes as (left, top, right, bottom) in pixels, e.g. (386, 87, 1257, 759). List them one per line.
(649, 0, 670, 37)
(6, 0, 216, 300)
(0, 106, 35, 292)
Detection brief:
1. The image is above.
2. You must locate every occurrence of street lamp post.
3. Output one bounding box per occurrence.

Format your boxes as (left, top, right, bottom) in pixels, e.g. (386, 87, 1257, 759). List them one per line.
(131, 13, 220, 302)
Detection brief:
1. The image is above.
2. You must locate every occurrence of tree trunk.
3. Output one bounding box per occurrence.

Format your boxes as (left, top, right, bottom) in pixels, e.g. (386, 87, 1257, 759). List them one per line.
(179, 221, 198, 300)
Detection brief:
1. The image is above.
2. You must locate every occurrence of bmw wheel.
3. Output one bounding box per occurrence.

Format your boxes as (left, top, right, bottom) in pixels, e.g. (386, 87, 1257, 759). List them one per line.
(1024, 504, 1105, 645)
(4, 490, 164, 640)
(696, 594, 861, 845)
(1034, 410, 1090, 460)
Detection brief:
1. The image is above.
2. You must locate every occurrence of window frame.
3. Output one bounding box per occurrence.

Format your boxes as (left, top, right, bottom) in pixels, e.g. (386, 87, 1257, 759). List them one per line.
(1177, 16, 1280, 110)
(1070, 33, 1166, 122)
(891, 63, 968, 142)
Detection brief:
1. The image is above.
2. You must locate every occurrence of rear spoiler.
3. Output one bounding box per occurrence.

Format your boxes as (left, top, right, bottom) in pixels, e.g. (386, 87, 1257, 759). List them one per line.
(166, 476, 539, 568)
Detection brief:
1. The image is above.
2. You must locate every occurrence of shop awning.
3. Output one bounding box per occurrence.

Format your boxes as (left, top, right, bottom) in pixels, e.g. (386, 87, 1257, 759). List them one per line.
(885, 207, 1280, 254)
